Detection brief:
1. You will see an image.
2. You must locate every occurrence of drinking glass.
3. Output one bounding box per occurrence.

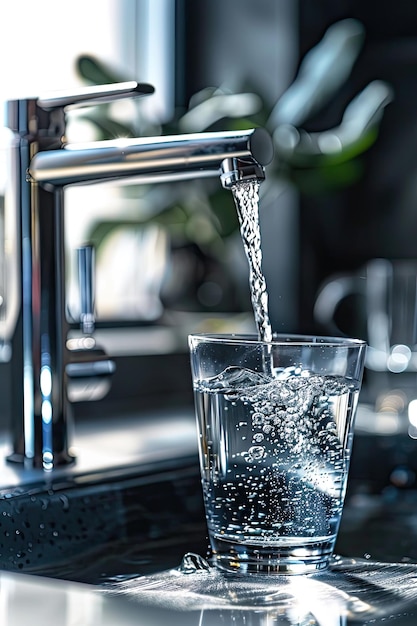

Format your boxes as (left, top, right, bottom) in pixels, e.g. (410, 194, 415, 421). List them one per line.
(189, 333, 366, 575)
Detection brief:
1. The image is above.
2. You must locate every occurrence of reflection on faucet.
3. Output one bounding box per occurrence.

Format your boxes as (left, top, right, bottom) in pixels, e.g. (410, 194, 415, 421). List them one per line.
(5, 82, 273, 469)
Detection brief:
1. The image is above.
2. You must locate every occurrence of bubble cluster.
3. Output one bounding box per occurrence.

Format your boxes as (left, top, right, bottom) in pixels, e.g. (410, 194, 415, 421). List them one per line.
(197, 367, 359, 545)
(239, 372, 349, 460)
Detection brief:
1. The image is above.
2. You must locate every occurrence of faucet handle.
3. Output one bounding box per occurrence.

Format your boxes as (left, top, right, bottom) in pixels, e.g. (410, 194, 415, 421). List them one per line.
(78, 244, 96, 336)
(6, 82, 155, 140)
(37, 81, 155, 111)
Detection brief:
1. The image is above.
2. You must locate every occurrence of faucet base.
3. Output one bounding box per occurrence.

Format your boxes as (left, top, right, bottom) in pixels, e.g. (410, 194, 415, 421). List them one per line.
(0, 407, 197, 486)
(6, 450, 76, 470)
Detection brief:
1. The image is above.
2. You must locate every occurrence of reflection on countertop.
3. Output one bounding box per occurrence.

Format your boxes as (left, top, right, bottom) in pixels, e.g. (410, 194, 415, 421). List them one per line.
(103, 554, 417, 625)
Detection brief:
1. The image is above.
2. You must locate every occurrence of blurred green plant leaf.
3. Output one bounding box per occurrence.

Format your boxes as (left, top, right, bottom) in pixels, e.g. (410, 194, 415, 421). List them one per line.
(76, 54, 125, 86)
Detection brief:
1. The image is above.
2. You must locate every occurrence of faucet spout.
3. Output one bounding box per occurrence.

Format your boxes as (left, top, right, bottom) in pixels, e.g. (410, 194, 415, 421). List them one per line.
(28, 128, 273, 187)
(6, 82, 273, 469)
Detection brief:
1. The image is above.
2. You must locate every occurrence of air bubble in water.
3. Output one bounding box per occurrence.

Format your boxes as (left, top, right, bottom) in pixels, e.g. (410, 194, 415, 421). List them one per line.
(252, 412, 265, 426)
(248, 445, 265, 460)
(253, 433, 264, 443)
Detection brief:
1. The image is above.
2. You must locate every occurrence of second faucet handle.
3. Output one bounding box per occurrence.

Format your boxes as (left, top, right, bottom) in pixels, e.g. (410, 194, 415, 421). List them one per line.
(78, 244, 96, 336)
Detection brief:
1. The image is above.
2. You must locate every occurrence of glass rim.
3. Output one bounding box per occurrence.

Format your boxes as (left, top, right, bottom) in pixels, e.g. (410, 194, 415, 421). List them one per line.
(188, 332, 367, 348)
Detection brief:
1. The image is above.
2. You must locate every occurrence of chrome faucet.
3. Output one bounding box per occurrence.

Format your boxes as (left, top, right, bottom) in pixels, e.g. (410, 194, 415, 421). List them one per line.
(5, 81, 273, 470)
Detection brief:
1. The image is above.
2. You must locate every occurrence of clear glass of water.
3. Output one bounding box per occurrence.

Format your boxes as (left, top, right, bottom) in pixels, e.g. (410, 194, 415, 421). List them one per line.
(189, 333, 366, 575)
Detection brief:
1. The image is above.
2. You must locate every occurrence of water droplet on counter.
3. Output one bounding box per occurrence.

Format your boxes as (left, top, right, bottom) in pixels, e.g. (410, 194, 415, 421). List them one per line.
(180, 552, 211, 574)
(58, 495, 70, 512)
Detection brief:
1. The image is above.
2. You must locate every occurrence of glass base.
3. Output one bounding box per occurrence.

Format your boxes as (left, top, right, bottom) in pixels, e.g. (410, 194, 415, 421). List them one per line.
(210, 536, 335, 575)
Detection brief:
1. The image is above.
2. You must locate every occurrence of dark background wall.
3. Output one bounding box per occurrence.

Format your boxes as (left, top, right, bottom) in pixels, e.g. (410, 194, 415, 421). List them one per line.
(177, 0, 297, 109)
(297, 1, 417, 333)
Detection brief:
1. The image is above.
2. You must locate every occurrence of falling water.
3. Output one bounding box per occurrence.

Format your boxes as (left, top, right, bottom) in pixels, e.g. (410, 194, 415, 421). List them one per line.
(231, 180, 272, 343)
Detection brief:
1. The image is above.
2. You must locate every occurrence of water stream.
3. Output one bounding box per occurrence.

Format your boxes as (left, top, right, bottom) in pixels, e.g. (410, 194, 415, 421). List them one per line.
(231, 180, 272, 343)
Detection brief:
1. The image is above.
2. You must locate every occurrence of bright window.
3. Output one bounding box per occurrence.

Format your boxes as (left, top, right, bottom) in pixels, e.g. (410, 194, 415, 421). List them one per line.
(0, 0, 174, 125)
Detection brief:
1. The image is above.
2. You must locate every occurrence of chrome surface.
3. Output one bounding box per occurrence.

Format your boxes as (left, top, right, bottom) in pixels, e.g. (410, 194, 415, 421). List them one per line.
(5, 82, 273, 469)
(28, 128, 272, 187)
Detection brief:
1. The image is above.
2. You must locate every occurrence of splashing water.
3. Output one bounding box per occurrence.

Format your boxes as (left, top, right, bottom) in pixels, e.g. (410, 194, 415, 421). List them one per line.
(231, 180, 272, 342)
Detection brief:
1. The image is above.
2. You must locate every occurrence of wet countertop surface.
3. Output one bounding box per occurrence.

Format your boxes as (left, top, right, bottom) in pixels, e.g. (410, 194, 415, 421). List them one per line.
(1, 407, 417, 624)
(2, 478, 417, 625)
